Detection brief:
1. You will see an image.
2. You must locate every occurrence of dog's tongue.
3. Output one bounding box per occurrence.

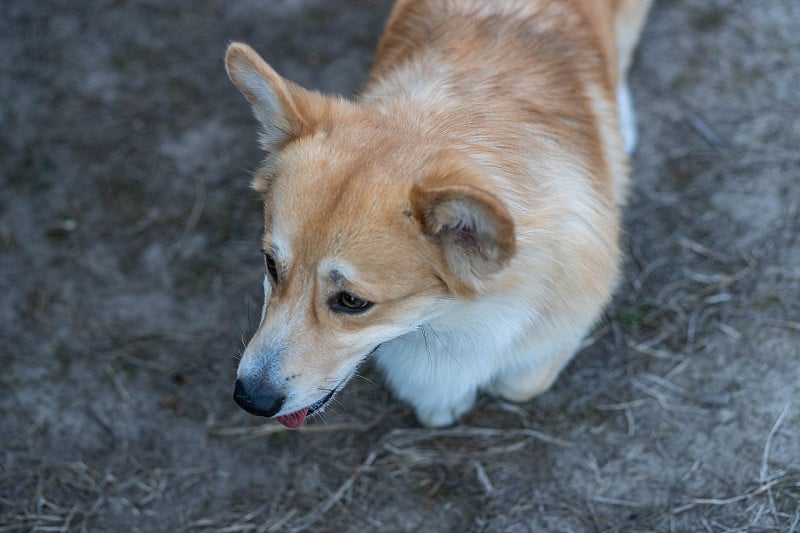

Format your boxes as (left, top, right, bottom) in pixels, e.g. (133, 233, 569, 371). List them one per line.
(276, 408, 308, 429)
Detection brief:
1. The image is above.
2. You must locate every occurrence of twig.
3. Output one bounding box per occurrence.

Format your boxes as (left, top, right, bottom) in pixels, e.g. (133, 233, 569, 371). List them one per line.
(473, 461, 494, 495)
(385, 426, 573, 448)
(289, 451, 378, 532)
(677, 236, 733, 262)
(761, 317, 800, 332)
(103, 363, 131, 402)
(640, 372, 688, 397)
(218, 525, 256, 532)
(590, 495, 649, 508)
(625, 408, 636, 437)
(173, 171, 206, 256)
(263, 508, 296, 533)
(58, 503, 79, 533)
(670, 478, 783, 514)
(688, 114, 725, 149)
(579, 324, 610, 350)
(209, 421, 370, 438)
(761, 404, 791, 524)
(596, 399, 648, 411)
(626, 339, 682, 360)
(789, 502, 800, 533)
(761, 404, 791, 484)
(0, 524, 31, 533)
(716, 322, 742, 340)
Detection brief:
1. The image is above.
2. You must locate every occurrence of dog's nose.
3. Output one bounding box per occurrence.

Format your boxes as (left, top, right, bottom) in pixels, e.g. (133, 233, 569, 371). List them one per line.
(233, 378, 285, 417)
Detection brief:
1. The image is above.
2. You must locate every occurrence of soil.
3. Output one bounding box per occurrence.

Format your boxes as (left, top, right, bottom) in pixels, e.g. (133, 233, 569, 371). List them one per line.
(1, 1, 798, 531)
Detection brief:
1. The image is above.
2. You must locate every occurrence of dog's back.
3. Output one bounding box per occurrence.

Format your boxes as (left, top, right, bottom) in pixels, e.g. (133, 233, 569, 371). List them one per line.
(367, 0, 650, 202)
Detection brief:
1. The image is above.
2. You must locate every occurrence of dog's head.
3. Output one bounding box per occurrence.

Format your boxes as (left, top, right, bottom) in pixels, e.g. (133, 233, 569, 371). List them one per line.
(225, 43, 515, 427)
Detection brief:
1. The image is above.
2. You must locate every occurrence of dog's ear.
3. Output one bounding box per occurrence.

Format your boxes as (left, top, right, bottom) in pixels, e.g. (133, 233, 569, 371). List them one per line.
(225, 42, 320, 152)
(410, 151, 516, 295)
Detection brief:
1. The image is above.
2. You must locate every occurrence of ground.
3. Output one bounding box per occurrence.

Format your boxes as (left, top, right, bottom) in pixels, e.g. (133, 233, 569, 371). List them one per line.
(1, 1, 798, 531)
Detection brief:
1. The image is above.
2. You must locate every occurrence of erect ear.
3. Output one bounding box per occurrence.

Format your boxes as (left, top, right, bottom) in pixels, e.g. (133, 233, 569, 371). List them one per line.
(225, 42, 320, 152)
(410, 151, 516, 295)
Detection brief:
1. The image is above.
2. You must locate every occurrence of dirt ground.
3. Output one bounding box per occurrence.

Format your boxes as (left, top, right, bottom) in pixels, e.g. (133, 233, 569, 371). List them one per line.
(1, 0, 798, 531)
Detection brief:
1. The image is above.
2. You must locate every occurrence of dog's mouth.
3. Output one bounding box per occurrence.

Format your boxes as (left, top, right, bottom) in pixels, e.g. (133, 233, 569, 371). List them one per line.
(274, 344, 382, 428)
(275, 387, 337, 429)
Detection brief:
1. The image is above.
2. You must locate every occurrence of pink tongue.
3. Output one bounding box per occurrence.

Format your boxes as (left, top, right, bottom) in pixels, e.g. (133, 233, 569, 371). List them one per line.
(276, 408, 309, 429)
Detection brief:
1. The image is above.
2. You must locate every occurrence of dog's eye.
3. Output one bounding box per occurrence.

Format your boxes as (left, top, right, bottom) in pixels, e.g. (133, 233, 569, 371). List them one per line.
(263, 251, 279, 282)
(331, 292, 373, 314)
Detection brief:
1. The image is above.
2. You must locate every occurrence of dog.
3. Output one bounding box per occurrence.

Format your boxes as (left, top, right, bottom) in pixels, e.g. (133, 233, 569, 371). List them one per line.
(227, 0, 651, 428)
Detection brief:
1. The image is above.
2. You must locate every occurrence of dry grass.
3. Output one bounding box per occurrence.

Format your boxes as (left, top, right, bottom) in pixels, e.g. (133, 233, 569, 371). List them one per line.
(1, 0, 798, 531)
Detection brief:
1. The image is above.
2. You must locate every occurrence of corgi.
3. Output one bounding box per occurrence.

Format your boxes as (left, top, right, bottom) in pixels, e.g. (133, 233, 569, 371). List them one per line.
(227, 0, 651, 428)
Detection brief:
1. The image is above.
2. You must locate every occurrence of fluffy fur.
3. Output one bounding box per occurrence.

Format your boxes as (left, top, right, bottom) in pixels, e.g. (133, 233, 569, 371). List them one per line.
(227, 0, 651, 427)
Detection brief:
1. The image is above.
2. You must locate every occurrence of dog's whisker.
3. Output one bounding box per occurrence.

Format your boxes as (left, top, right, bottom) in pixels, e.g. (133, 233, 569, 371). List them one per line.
(352, 373, 378, 388)
(418, 324, 432, 362)
(314, 407, 334, 425)
(426, 324, 459, 365)
(224, 352, 242, 361)
(327, 397, 346, 412)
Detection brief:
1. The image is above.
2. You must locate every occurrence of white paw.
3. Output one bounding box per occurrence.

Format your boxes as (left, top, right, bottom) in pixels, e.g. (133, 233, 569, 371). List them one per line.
(486, 375, 550, 404)
(617, 82, 638, 154)
(414, 397, 475, 428)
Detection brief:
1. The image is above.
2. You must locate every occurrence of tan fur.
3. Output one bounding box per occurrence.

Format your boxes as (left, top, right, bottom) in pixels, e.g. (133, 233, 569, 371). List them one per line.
(227, 0, 651, 427)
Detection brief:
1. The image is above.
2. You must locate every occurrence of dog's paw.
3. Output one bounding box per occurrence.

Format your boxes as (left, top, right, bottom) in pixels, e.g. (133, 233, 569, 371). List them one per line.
(487, 359, 566, 404)
(415, 406, 462, 428)
(414, 398, 475, 428)
(617, 82, 638, 154)
(486, 377, 550, 404)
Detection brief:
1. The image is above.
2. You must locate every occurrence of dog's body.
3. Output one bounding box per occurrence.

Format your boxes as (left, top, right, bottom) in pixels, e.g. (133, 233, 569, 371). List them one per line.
(227, 0, 651, 427)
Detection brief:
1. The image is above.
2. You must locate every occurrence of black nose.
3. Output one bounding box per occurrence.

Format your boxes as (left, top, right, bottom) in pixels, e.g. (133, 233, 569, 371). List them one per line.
(233, 378, 285, 417)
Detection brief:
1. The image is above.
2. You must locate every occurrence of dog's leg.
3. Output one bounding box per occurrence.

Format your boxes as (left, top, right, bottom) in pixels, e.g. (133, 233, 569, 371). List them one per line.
(376, 333, 496, 427)
(487, 337, 582, 404)
(411, 386, 478, 429)
(614, 0, 652, 154)
(617, 81, 638, 155)
(381, 361, 479, 428)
